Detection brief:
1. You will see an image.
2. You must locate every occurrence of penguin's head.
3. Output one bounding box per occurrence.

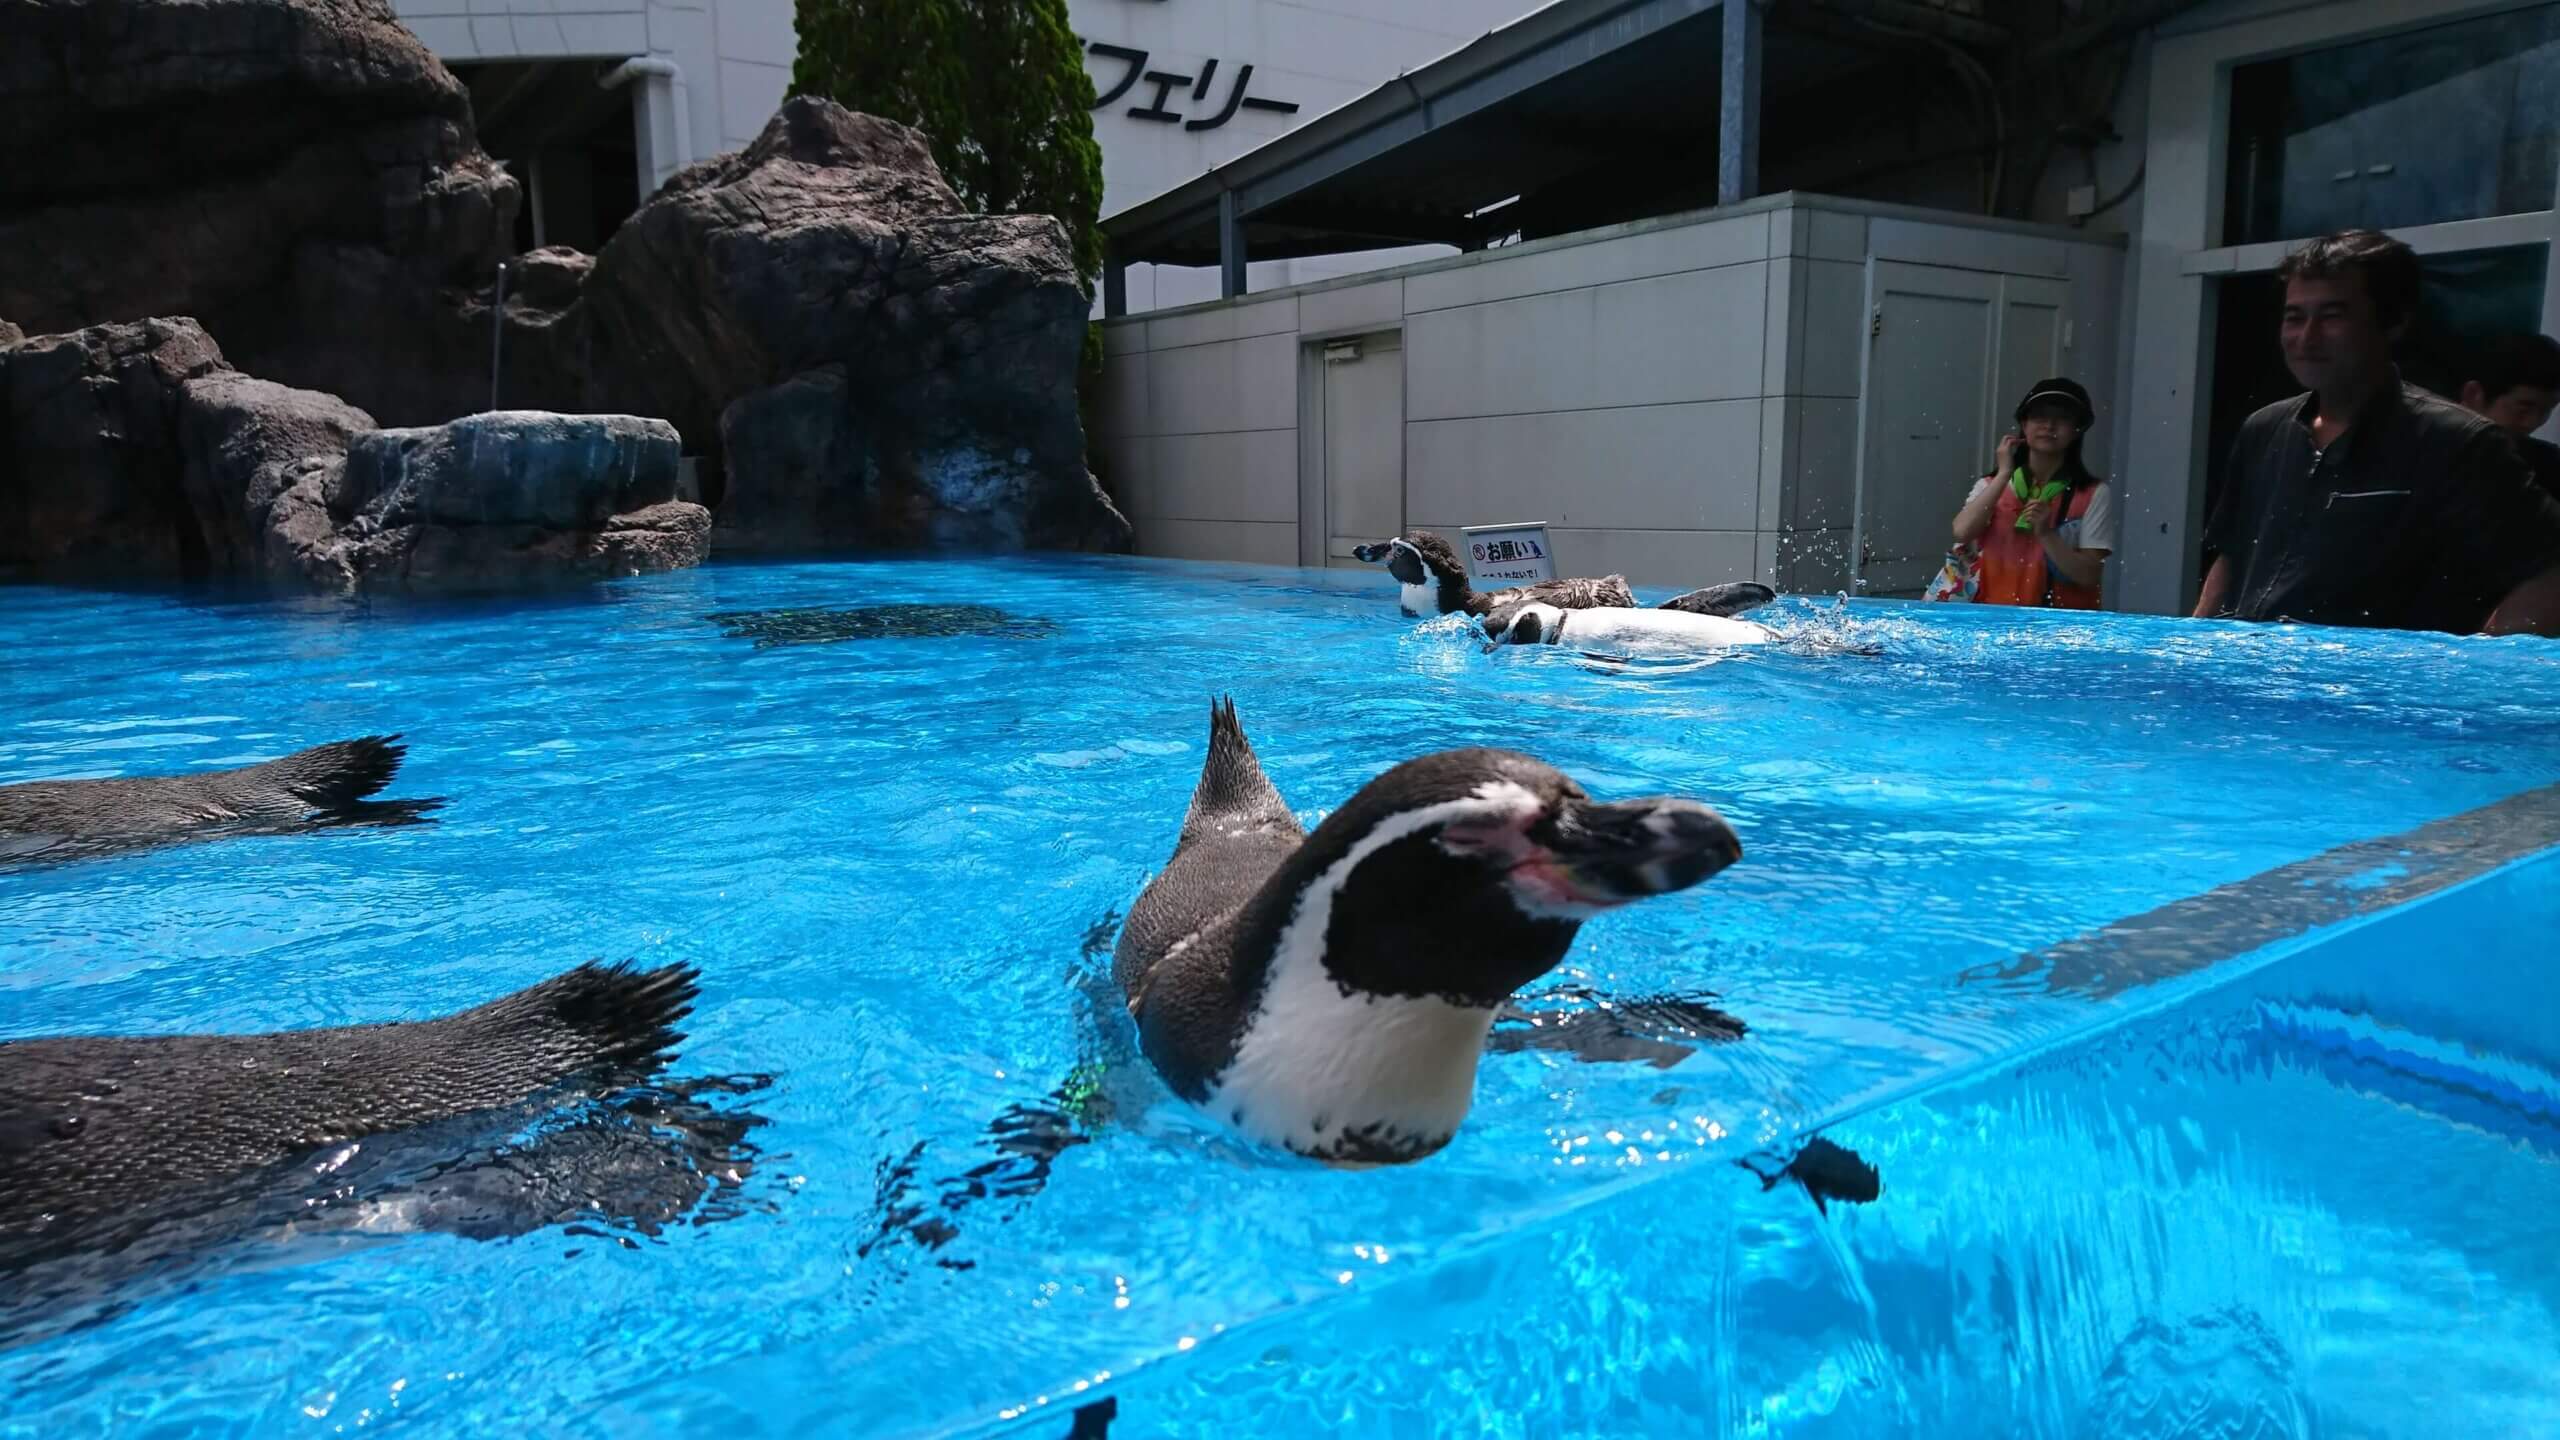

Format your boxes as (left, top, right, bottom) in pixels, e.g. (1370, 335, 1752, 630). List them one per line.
(1355, 532, 1470, 615)
(1252, 749, 1742, 1007)
(1484, 601, 1568, 650)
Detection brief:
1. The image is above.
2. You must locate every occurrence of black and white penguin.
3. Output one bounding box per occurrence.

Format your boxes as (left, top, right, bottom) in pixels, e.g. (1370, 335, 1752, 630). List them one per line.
(0, 961, 700, 1250)
(1351, 529, 1778, 623)
(0, 734, 442, 862)
(1112, 699, 1742, 1166)
(1483, 600, 1777, 657)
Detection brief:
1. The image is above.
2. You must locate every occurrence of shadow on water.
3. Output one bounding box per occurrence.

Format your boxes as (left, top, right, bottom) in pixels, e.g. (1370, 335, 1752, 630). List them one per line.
(703, 604, 1061, 648)
(0, 1074, 782, 1350)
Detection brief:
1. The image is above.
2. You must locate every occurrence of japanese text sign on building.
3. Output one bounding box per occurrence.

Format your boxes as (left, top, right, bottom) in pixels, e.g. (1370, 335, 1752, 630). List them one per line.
(1082, 43, 1300, 130)
(1461, 522, 1556, 586)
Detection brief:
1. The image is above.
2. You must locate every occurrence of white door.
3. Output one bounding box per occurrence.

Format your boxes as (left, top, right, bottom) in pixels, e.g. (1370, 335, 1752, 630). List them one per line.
(1852, 263, 2070, 597)
(1320, 330, 1405, 568)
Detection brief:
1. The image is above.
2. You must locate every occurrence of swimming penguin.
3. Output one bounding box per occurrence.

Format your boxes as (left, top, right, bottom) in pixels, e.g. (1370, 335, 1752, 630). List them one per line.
(1112, 698, 1743, 1166)
(0, 961, 700, 1251)
(0, 734, 442, 863)
(857, 908, 1748, 1267)
(1352, 530, 1778, 622)
(1484, 600, 1777, 657)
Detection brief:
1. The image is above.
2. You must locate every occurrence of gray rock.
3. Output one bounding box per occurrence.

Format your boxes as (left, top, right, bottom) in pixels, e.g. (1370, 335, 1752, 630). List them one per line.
(1, 323, 707, 591)
(338, 412, 682, 531)
(0, 318, 228, 577)
(0, 0, 515, 426)
(328, 411, 708, 589)
(715, 365, 867, 549)
(1, 3, 1126, 569)
(177, 373, 377, 581)
(581, 97, 1130, 555)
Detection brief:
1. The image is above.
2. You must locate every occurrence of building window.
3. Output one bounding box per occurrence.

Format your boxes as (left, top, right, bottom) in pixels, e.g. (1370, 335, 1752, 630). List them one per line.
(2202, 243, 2549, 554)
(2223, 4, 2560, 246)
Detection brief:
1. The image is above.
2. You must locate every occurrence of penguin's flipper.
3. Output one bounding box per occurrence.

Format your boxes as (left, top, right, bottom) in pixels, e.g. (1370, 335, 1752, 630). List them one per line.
(1656, 582, 1778, 618)
(1067, 1397, 1119, 1438)
(1488, 989, 1748, 1069)
(261, 735, 412, 809)
(1480, 597, 1533, 641)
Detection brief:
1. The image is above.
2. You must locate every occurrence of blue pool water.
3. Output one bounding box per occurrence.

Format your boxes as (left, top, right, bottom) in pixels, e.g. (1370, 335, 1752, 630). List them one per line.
(1, 553, 2555, 1438)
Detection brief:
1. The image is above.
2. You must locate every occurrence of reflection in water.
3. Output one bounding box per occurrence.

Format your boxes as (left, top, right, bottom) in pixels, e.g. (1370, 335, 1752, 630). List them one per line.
(0, 1074, 780, 1348)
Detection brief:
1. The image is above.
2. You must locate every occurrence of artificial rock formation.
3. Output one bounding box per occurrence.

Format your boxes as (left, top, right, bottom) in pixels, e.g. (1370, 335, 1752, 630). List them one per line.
(0, 0, 1126, 574)
(504, 97, 1131, 555)
(0, 320, 708, 591)
(326, 411, 708, 589)
(0, 0, 517, 427)
(0, 318, 228, 576)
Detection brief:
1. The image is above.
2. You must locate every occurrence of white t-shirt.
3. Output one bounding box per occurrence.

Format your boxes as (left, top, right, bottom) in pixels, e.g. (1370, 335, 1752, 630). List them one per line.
(1964, 476, 2118, 553)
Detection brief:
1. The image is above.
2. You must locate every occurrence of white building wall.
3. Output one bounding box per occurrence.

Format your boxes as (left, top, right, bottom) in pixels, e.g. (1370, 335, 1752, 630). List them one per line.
(1094, 195, 2124, 592)
(392, 0, 795, 176)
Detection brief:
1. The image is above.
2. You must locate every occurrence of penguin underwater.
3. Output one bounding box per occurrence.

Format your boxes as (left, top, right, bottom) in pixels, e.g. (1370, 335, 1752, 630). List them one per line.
(1353, 529, 1777, 623)
(0, 734, 443, 864)
(0, 961, 710, 1263)
(1112, 698, 1744, 1166)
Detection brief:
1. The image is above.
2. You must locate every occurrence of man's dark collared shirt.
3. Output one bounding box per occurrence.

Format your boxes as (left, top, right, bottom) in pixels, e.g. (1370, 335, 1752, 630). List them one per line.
(2517, 433, 2560, 504)
(2206, 379, 2560, 632)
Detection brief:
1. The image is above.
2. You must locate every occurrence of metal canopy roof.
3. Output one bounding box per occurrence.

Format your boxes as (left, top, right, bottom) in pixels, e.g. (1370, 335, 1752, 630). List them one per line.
(1100, 0, 1973, 277)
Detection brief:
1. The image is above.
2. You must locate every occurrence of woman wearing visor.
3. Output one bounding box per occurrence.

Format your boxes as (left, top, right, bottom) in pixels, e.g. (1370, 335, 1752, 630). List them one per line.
(1947, 376, 2117, 609)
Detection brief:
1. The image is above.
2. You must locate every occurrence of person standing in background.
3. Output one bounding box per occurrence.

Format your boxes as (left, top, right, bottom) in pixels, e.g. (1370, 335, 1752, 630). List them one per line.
(2454, 331, 2560, 502)
(1949, 377, 2116, 609)
(2195, 230, 2560, 635)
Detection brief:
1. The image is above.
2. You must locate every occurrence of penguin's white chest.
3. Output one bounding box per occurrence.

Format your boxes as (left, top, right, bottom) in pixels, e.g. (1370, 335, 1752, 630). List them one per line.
(1566, 608, 1771, 654)
(1399, 580, 1439, 617)
(1206, 956, 1498, 1165)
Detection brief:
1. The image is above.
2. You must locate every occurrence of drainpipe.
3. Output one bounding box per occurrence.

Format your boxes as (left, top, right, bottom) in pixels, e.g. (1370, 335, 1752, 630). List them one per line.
(600, 55, 692, 197)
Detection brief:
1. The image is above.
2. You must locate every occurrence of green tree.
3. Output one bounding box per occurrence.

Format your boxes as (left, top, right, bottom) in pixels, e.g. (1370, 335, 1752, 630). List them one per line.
(791, 0, 1106, 290)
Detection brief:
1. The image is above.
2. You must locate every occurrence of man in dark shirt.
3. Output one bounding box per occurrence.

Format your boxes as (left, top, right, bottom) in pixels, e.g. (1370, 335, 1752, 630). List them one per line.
(2456, 331, 2560, 503)
(2196, 230, 2560, 635)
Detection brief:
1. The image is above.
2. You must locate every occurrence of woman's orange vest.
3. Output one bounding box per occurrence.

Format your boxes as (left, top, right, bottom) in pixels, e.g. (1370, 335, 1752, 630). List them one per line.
(1976, 472, 2101, 610)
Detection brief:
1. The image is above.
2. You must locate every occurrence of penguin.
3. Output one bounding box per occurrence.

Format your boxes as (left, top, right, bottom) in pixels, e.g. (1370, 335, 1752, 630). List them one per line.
(1352, 529, 1778, 623)
(0, 961, 700, 1252)
(1483, 600, 1777, 657)
(1112, 698, 1743, 1166)
(0, 734, 442, 863)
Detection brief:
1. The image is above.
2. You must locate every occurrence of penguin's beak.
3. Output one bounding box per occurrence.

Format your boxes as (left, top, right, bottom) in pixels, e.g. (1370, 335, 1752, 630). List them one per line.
(1538, 797, 1742, 905)
(1351, 540, 1393, 563)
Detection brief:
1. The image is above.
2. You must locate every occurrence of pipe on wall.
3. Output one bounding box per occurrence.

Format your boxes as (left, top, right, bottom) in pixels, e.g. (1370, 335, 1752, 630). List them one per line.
(600, 54, 693, 196)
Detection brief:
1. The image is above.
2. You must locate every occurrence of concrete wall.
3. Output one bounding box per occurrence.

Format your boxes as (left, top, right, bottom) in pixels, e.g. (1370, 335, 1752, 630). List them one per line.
(393, 0, 796, 174)
(1094, 194, 2124, 593)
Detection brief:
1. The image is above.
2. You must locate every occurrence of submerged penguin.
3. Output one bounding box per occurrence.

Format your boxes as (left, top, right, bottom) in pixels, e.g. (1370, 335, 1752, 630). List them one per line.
(0, 734, 442, 863)
(0, 961, 701, 1252)
(1353, 529, 1777, 623)
(1483, 600, 1778, 657)
(1113, 699, 1743, 1166)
